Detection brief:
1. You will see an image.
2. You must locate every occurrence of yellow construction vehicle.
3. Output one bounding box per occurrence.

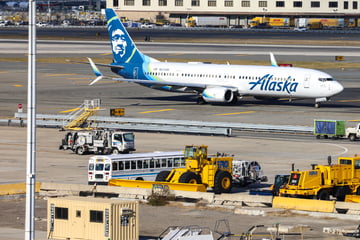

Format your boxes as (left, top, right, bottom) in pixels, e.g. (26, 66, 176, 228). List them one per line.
(155, 145, 233, 194)
(279, 155, 360, 201)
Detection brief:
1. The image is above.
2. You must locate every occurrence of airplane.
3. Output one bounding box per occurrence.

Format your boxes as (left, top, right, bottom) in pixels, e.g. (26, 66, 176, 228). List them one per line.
(88, 8, 344, 108)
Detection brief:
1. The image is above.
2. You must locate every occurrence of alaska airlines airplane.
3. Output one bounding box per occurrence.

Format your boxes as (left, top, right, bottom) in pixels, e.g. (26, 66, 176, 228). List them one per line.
(88, 8, 344, 108)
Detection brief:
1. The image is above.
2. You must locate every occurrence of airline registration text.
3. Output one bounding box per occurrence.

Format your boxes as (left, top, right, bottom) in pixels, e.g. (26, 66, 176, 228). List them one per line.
(249, 74, 299, 93)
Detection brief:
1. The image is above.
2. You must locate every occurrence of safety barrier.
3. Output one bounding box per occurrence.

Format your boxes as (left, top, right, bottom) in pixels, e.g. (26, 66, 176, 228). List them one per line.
(8, 113, 312, 136)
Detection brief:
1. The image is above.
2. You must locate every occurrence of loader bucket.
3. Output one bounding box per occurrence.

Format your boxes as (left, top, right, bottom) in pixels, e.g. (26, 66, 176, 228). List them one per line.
(108, 179, 207, 192)
(272, 196, 335, 213)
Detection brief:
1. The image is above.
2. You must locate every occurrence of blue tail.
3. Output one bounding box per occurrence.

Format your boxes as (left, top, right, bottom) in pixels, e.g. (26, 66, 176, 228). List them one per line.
(106, 8, 147, 65)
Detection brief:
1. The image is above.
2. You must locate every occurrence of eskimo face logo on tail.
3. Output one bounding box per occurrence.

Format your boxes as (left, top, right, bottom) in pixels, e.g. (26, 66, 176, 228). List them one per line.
(111, 29, 127, 58)
(249, 74, 298, 94)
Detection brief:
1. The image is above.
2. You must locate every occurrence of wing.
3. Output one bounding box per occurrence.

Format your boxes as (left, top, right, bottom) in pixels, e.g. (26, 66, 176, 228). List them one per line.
(87, 58, 207, 92)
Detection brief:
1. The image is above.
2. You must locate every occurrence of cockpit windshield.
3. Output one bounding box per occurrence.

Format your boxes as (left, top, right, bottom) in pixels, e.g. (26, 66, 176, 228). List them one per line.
(319, 77, 334, 82)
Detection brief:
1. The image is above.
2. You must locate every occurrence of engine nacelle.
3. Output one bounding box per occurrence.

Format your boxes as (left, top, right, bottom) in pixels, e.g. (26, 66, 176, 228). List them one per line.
(202, 87, 235, 103)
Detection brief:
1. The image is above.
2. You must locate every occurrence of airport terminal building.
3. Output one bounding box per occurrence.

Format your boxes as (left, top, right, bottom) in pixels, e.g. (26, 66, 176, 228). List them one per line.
(106, 0, 360, 27)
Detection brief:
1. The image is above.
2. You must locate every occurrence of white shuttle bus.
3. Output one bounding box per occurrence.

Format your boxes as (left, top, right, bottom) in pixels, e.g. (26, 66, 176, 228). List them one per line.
(88, 151, 185, 185)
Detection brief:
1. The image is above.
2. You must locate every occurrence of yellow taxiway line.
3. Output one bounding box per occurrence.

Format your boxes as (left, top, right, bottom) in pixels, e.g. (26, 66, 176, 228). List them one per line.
(214, 111, 255, 116)
(139, 109, 175, 114)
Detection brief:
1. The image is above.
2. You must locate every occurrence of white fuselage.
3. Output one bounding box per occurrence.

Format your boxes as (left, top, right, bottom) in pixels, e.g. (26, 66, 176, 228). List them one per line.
(142, 61, 343, 99)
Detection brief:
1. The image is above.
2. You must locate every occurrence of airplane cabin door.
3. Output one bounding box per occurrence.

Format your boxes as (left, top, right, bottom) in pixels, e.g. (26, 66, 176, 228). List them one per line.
(133, 67, 138, 79)
(304, 74, 310, 88)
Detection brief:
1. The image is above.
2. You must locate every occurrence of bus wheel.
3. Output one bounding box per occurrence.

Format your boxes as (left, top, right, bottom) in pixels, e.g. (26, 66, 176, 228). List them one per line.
(213, 171, 232, 194)
(155, 171, 171, 182)
(76, 146, 85, 155)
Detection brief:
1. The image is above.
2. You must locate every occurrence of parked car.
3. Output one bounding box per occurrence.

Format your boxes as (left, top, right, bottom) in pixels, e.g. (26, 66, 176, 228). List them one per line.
(0, 21, 7, 26)
(140, 23, 155, 29)
(36, 22, 49, 27)
(294, 26, 308, 32)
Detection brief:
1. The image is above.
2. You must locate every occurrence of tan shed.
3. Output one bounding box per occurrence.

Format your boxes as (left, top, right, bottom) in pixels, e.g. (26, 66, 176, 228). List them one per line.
(47, 196, 139, 240)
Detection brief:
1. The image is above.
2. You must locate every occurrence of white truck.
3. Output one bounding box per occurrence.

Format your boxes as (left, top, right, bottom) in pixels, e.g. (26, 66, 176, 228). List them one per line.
(188, 16, 227, 27)
(232, 160, 268, 186)
(346, 123, 360, 141)
(59, 129, 135, 155)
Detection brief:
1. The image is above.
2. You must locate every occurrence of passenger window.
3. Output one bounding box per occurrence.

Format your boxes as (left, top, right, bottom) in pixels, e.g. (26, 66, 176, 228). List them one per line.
(137, 161, 143, 169)
(143, 160, 148, 169)
(124, 161, 130, 170)
(105, 164, 111, 171)
(168, 159, 173, 167)
(95, 164, 104, 171)
(112, 162, 118, 171)
(89, 163, 94, 171)
(131, 161, 136, 169)
(161, 159, 167, 167)
(150, 159, 155, 168)
(119, 162, 124, 170)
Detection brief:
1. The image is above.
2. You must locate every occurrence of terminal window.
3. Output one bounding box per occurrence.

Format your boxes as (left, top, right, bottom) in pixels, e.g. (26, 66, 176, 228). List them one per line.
(208, 0, 216, 6)
(293, 1, 302, 7)
(311, 1, 320, 7)
(276, 1, 285, 7)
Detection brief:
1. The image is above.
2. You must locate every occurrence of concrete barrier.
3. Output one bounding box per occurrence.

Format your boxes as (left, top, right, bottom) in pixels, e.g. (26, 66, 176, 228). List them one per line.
(0, 182, 41, 195)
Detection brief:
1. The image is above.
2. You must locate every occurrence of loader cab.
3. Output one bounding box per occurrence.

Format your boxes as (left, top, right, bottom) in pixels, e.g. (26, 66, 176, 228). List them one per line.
(184, 145, 207, 160)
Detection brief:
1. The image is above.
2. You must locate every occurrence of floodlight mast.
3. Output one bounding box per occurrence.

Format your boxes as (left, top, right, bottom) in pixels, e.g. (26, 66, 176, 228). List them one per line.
(25, 0, 37, 239)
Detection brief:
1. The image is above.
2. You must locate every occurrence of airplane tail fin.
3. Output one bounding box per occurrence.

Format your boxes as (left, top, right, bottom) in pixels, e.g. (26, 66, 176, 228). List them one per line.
(106, 8, 156, 65)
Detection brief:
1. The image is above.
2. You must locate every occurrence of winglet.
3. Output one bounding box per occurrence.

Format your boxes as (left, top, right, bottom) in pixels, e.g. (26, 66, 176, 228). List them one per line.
(87, 57, 103, 85)
(270, 52, 279, 67)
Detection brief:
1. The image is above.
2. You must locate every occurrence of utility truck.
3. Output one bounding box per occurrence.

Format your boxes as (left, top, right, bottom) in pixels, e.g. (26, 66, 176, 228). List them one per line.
(232, 160, 268, 186)
(279, 155, 360, 201)
(314, 119, 360, 141)
(59, 129, 135, 155)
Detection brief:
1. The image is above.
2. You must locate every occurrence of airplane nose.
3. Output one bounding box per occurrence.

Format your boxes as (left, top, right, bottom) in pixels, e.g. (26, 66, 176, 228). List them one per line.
(334, 81, 344, 95)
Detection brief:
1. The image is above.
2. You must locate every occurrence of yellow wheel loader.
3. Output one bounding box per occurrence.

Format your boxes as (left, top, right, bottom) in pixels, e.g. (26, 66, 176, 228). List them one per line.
(155, 145, 233, 194)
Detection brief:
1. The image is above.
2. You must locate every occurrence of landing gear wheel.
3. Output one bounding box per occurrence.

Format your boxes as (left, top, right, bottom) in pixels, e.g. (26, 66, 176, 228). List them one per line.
(317, 190, 330, 200)
(179, 172, 202, 184)
(112, 148, 120, 155)
(197, 96, 206, 105)
(76, 146, 85, 155)
(315, 103, 320, 108)
(155, 171, 171, 182)
(213, 171, 232, 194)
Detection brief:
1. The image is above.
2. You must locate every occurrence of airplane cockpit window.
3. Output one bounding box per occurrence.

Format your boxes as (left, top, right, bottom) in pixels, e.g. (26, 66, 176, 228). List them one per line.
(319, 77, 334, 82)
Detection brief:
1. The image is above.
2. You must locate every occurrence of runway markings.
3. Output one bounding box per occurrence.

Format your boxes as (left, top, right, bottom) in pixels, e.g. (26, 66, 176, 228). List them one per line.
(100, 53, 112, 56)
(169, 53, 185, 56)
(348, 119, 360, 122)
(214, 111, 255, 116)
(339, 99, 360, 103)
(13, 84, 23, 87)
(0, 71, 9, 73)
(59, 108, 80, 113)
(139, 109, 175, 114)
(45, 73, 77, 77)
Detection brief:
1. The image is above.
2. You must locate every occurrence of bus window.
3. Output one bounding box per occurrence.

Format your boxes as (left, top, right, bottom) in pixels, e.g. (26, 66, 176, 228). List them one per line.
(112, 162, 118, 171)
(150, 159, 155, 168)
(124, 161, 130, 170)
(168, 159, 173, 167)
(105, 164, 111, 171)
(119, 162, 124, 170)
(131, 161, 136, 169)
(143, 160, 149, 169)
(174, 158, 181, 167)
(137, 160, 143, 169)
(89, 163, 94, 171)
(161, 159, 167, 167)
(155, 159, 160, 168)
(95, 163, 104, 171)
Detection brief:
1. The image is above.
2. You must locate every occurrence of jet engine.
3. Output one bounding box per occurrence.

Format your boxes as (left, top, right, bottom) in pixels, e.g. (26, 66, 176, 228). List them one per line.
(202, 87, 236, 103)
